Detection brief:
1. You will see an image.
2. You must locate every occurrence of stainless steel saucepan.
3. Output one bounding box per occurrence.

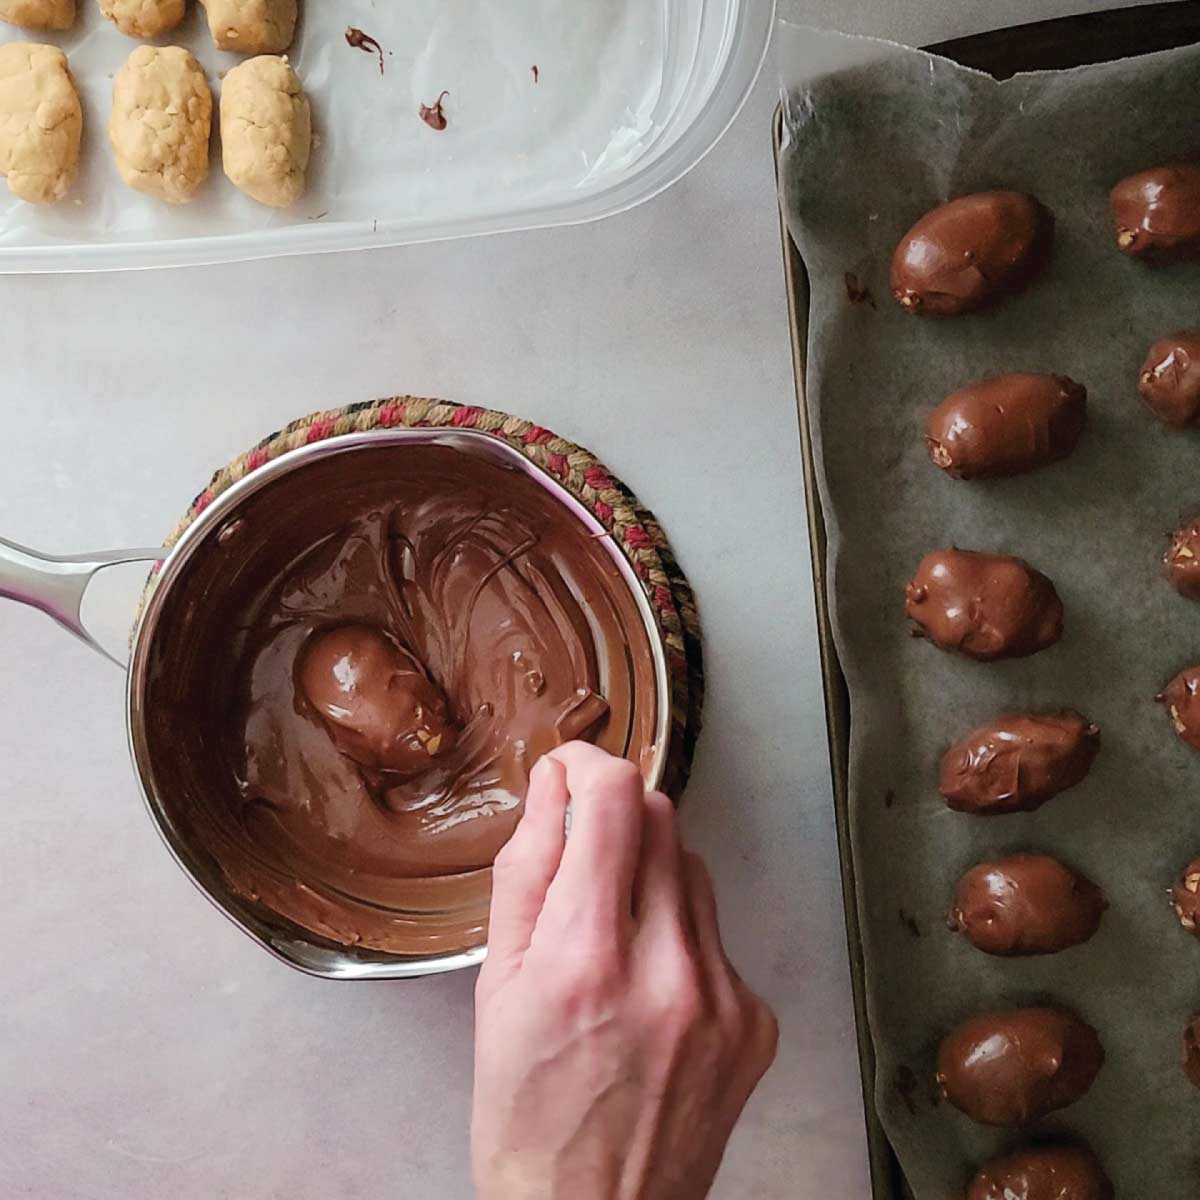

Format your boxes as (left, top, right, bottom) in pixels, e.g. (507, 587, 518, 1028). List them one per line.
(0, 429, 672, 980)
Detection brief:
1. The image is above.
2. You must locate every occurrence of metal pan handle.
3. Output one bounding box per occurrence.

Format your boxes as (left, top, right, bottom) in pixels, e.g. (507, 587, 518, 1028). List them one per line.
(0, 537, 163, 668)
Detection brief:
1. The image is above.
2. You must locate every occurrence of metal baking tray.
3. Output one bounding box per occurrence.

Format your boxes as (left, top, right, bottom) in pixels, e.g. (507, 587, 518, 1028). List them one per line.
(774, 3, 1200, 1196)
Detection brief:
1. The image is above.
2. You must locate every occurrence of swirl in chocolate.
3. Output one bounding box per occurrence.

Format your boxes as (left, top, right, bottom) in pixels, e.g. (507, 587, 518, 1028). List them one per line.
(1157, 666, 1200, 750)
(926, 373, 1086, 480)
(1140, 332, 1200, 427)
(949, 854, 1106, 956)
(1164, 516, 1200, 598)
(890, 191, 1051, 317)
(905, 549, 1063, 660)
(967, 1144, 1113, 1200)
(939, 711, 1098, 815)
(141, 443, 661, 956)
(936, 1006, 1103, 1126)
(1170, 855, 1200, 936)
(1111, 164, 1200, 258)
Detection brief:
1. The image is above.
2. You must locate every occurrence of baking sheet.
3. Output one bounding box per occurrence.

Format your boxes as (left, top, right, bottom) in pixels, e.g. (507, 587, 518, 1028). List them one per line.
(779, 21, 1200, 1199)
(0, 1, 664, 257)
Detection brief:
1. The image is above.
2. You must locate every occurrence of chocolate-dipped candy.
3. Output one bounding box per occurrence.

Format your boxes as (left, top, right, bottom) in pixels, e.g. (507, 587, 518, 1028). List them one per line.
(1157, 666, 1200, 750)
(1140, 331, 1200, 427)
(891, 191, 1052, 316)
(1165, 517, 1200, 598)
(1111, 164, 1200, 258)
(1185, 1014, 1200, 1086)
(936, 1006, 1103, 1126)
(1171, 856, 1200, 934)
(298, 624, 458, 775)
(967, 1144, 1113, 1200)
(949, 854, 1106, 956)
(939, 711, 1098, 815)
(905, 549, 1063, 660)
(927, 373, 1086, 480)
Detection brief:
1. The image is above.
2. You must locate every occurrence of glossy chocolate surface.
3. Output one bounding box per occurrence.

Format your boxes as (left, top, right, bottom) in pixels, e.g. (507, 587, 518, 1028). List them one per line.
(891, 191, 1051, 317)
(141, 443, 661, 955)
(1111, 164, 1200, 258)
(926, 373, 1086, 480)
(967, 1144, 1113, 1200)
(1140, 332, 1200, 427)
(905, 549, 1063, 660)
(936, 1006, 1103, 1126)
(939, 711, 1098, 815)
(1157, 666, 1200, 751)
(1171, 855, 1200, 936)
(1165, 516, 1200, 598)
(949, 854, 1106, 956)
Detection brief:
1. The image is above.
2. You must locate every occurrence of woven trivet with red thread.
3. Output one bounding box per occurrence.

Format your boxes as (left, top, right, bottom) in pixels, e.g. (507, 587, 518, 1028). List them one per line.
(138, 397, 704, 796)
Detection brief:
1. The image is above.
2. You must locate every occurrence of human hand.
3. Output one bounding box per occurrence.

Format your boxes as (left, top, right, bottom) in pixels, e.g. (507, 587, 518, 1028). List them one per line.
(471, 742, 778, 1200)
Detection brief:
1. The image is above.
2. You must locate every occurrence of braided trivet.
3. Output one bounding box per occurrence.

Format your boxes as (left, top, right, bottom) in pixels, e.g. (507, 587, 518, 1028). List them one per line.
(138, 397, 704, 797)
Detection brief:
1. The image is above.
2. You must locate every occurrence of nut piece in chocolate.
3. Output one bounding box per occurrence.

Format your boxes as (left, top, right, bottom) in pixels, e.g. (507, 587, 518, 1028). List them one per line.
(936, 1006, 1103, 1126)
(949, 853, 1106, 956)
(891, 191, 1052, 317)
(1165, 516, 1200, 598)
(926, 373, 1086, 480)
(1111, 164, 1200, 258)
(967, 1143, 1113, 1200)
(1157, 666, 1200, 750)
(939, 711, 1098, 815)
(1140, 331, 1200, 427)
(1171, 855, 1200, 934)
(905, 549, 1063, 660)
(298, 624, 458, 775)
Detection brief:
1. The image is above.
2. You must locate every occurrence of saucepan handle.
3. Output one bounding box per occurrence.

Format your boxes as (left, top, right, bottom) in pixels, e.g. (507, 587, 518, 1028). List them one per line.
(0, 537, 164, 668)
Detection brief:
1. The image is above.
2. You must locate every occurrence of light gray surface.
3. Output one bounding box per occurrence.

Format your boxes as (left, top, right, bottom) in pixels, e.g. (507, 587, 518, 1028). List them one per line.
(0, 3, 1171, 1197)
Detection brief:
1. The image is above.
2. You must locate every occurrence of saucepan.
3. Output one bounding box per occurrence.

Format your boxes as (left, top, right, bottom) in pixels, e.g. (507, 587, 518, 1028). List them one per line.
(0, 429, 673, 980)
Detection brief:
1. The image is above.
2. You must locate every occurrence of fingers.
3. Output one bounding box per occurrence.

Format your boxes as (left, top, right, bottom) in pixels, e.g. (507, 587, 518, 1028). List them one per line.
(682, 850, 740, 994)
(484, 755, 570, 973)
(539, 741, 647, 935)
(632, 791, 685, 930)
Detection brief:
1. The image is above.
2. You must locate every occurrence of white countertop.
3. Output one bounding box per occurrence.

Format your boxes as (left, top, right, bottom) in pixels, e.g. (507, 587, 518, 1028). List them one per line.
(0, 2, 1170, 1196)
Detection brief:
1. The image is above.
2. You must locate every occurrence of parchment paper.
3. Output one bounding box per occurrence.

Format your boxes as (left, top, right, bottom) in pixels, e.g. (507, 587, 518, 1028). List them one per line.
(779, 21, 1200, 1199)
(0, 1, 663, 250)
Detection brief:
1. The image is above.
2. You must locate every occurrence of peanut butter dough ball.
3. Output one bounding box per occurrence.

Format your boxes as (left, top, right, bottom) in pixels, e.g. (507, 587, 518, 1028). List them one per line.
(0, 42, 81, 204)
(109, 45, 211, 204)
(0, 0, 74, 31)
(99, 0, 185, 38)
(220, 55, 310, 207)
(199, 0, 296, 54)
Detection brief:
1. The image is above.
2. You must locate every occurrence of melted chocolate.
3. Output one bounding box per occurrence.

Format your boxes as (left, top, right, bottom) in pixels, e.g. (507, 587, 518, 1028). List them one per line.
(936, 1007, 1103, 1126)
(890, 191, 1051, 317)
(141, 443, 660, 956)
(1157, 666, 1200, 750)
(926, 373, 1086, 480)
(967, 1144, 1113, 1200)
(1185, 1014, 1200, 1086)
(345, 27, 384, 75)
(419, 91, 449, 131)
(1171, 855, 1200, 935)
(1140, 332, 1200, 427)
(1165, 516, 1200, 598)
(1111, 164, 1200, 258)
(939, 711, 1098, 815)
(905, 549, 1063, 660)
(949, 854, 1106, 956)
